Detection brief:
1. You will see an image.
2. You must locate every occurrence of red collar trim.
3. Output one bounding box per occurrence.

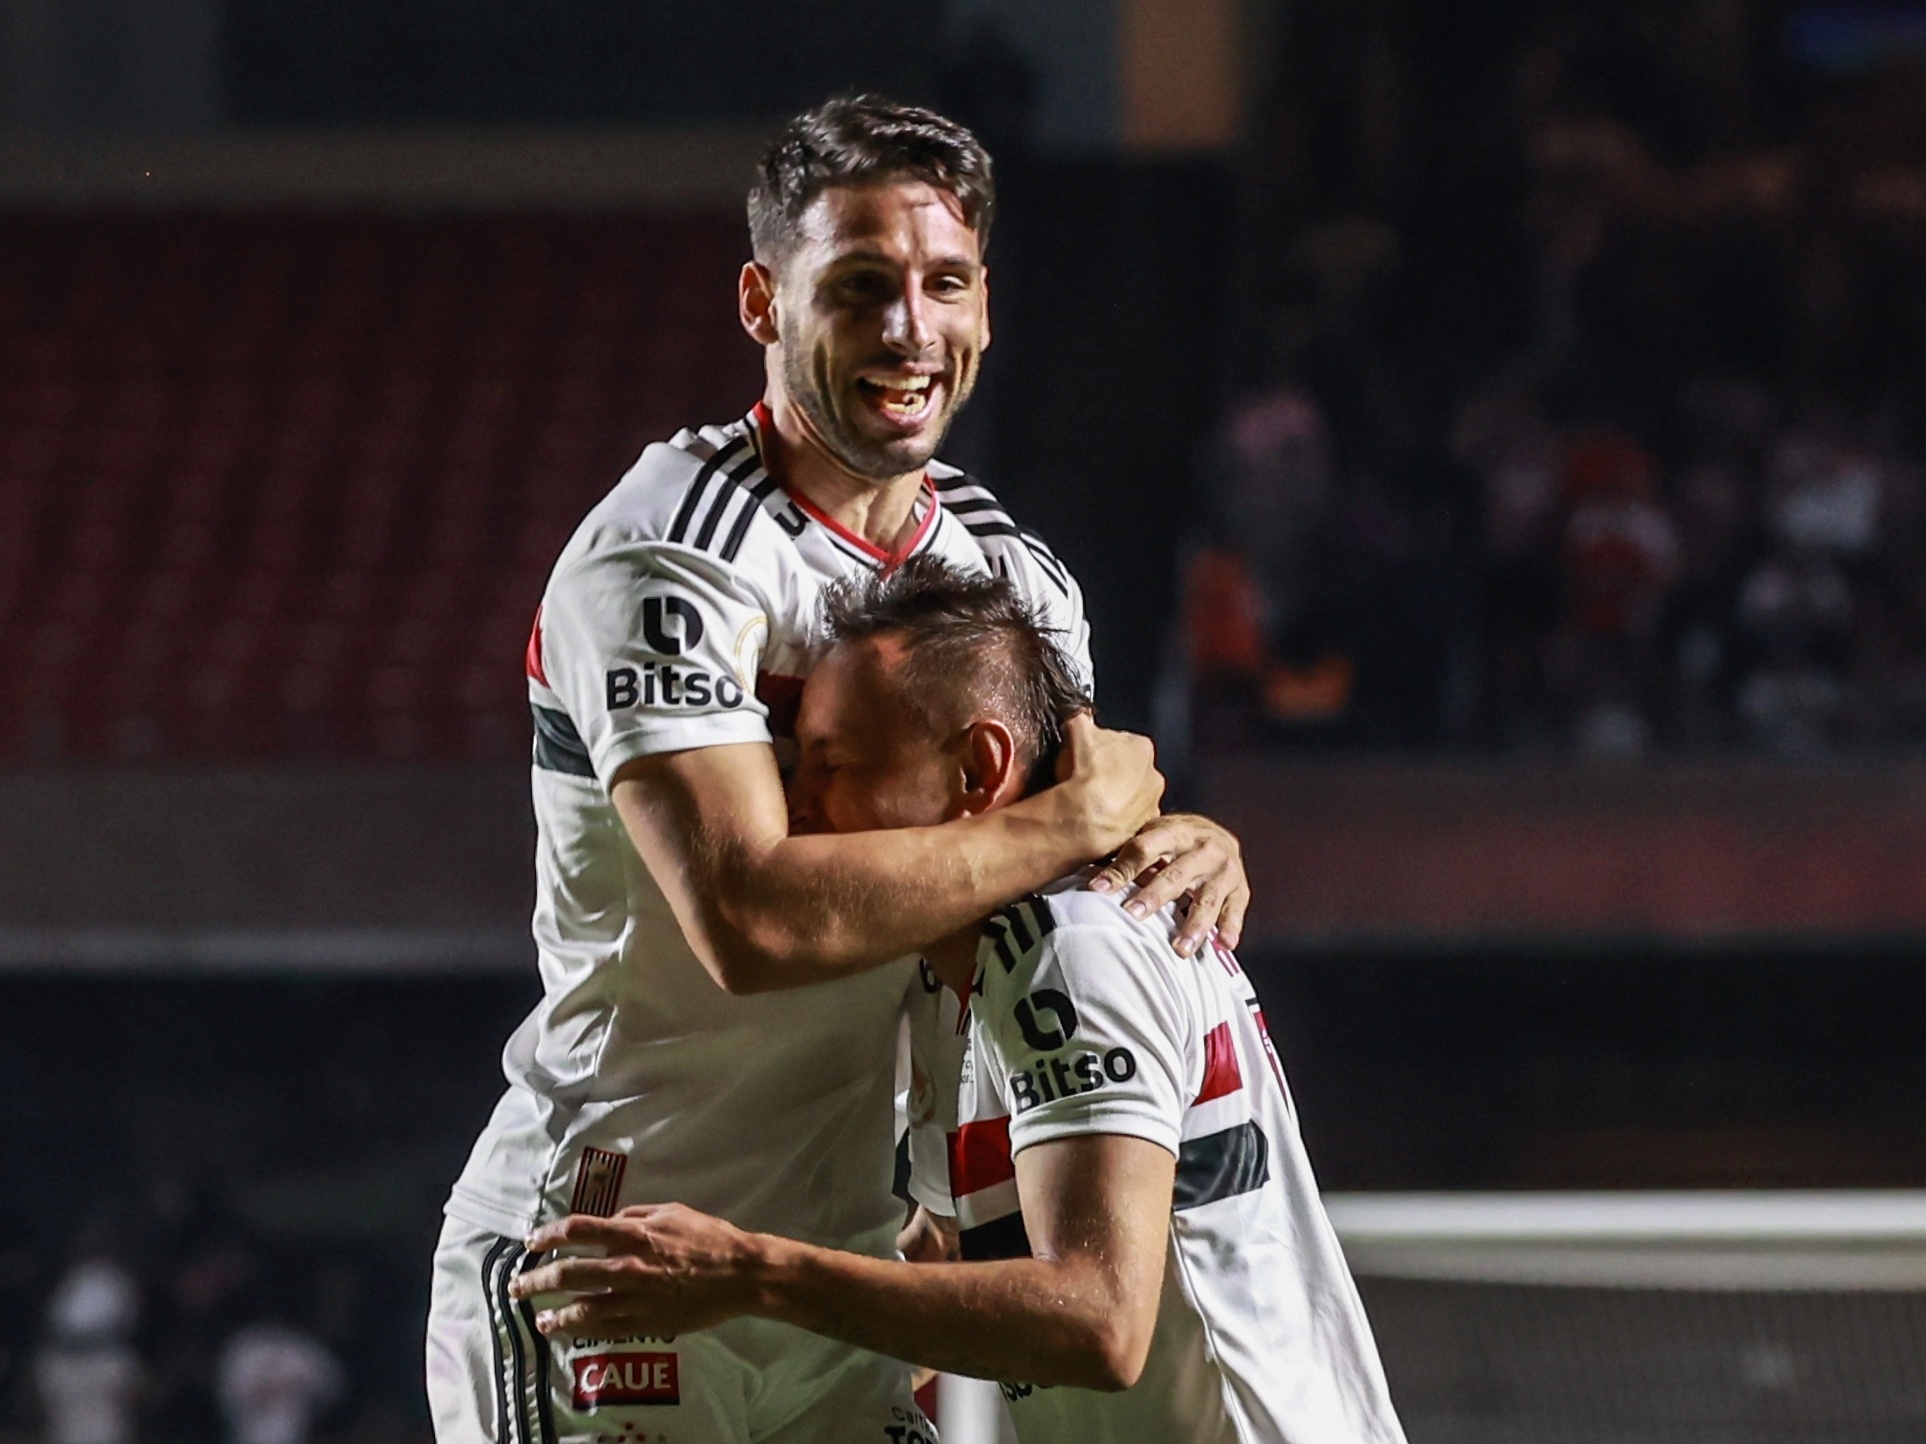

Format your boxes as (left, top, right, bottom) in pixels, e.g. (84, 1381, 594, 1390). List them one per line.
(750, 401, 937, 571)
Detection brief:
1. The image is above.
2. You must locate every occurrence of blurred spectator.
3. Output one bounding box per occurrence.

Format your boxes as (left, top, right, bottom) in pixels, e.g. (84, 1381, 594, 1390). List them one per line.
(1453, 381, 1566, 743)
(1206, 386, 1336, 641)
(147, 1206, 262, 1443)
(35, 1258, 142, 1444)
(216, 1322, 343, 1444)
(1195, 0, 1926, 759)
(1183, 387, 1355, 747)
(1727, 420, 1887, 752)
(1555, 431, 1680, 755)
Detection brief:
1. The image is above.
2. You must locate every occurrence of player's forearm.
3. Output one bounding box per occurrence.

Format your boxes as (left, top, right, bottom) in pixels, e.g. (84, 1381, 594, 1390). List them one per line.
(746, 1234, 1146, 1390)
(705, 790, 1097, 992)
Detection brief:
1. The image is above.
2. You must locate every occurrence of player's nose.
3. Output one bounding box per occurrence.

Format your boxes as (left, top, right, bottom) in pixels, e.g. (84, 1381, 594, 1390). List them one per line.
(881, 290, 934, 357)
(786, 782, 824, 836)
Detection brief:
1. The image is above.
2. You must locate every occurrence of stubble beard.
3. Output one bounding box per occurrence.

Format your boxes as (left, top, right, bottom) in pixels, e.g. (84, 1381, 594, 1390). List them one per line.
(782, 342, 969, 483)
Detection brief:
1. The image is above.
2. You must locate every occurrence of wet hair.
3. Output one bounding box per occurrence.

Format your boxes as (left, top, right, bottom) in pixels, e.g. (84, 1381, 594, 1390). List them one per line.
(820, 556, 1089, 788)
(749, 95, 996, 266)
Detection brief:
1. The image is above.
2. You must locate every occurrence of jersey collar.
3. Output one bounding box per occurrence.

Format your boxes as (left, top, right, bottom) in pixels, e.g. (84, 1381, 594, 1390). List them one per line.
(749, 401, 938, 571)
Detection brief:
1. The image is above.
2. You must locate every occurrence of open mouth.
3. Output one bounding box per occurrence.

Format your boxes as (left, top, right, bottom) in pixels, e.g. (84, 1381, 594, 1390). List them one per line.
(855, 374, 940, 427)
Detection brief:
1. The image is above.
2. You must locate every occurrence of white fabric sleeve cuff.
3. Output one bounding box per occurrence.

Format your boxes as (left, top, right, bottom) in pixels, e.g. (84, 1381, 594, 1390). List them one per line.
(1008, 1101, 1181, 1161)
(591, 709, 773, 789)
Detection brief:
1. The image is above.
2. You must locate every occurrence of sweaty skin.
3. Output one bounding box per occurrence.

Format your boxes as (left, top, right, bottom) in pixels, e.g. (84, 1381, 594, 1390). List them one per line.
(617, 175, 1247, 996)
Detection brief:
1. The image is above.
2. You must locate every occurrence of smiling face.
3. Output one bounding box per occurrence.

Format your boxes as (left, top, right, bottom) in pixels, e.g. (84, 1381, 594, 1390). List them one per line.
(763, 180, 990, 481)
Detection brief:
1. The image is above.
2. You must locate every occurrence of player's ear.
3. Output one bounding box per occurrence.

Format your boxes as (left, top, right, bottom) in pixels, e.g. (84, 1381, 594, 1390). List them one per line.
(955, 719, 1021, 817)
(740, 261, 781, 346)
(979, 265, 991, 353)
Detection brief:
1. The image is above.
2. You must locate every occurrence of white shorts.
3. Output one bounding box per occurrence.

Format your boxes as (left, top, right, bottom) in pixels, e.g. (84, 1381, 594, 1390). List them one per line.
(427, 1216, 937, 1444)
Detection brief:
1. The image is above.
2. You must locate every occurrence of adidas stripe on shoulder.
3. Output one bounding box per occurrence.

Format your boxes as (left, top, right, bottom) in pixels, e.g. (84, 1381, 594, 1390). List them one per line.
(935, 474, 1073, 597)
(661, 434, 780, 565)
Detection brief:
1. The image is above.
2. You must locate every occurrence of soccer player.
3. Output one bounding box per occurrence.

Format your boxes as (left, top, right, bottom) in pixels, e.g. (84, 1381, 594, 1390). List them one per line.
(428, 97, 1251, 1444)
(511, 561, 1407, 1444)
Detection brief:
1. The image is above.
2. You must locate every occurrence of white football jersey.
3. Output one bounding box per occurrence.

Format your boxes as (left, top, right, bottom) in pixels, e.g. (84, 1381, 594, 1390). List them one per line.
(907, 882, 1407, 1444)
(444, 405, 1091, 1263)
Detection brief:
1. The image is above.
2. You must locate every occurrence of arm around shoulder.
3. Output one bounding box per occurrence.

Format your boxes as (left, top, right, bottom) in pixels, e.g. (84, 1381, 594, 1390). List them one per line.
(607, 716, 1162, 995)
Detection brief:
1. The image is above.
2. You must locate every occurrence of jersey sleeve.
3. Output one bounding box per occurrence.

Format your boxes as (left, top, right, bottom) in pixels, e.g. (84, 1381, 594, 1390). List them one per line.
(983, 919, 1196, 1160)
(540, 535, 774, 787)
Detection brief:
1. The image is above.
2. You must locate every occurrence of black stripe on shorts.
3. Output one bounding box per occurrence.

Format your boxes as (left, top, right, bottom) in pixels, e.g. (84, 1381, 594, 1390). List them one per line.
(484, 1239, 557, 1444)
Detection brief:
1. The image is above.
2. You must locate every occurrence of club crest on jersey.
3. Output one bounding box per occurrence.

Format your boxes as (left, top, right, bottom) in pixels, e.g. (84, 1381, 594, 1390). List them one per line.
(571, 1350, 679, 1409)
(568, 1146, 628, 1217)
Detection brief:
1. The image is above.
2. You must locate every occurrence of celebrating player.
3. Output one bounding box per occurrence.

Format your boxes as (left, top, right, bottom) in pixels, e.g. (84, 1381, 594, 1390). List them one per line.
(512, 561, 1405, 1444)
(428, 97, 1250, 1444)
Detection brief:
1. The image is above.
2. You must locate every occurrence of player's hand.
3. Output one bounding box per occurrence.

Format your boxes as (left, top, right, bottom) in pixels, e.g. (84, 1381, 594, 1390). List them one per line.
(1089, 813, 1249, 956)
(513, 1205, 761, 1339)
(896, 1205, 961, 1265)
(1054, 714, 1163, 857)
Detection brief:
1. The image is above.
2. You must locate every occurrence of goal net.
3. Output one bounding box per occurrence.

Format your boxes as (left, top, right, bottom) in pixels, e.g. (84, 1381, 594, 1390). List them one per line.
(1331, 1190, 1926, 1444)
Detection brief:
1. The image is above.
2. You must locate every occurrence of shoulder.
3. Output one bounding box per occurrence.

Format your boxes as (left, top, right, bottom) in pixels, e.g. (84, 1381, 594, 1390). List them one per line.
(929, 464, 1078, 604)
(554, 421, 797, 594)
(979, 887, 1171, 995)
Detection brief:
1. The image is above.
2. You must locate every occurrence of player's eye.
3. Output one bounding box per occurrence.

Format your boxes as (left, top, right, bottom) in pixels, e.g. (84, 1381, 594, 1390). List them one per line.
(835, 272, 892, 302)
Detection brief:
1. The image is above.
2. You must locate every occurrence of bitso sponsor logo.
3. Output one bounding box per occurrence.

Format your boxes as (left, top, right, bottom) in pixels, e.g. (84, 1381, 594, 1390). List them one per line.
(606, 594, 748, 711)
(641, 595, 704, 654)
(1009, 1046, 1137, 1114)
(570, 1351, 679, 1409)
(1013, 988, 1078, 1051)
(606, 663, 745, 710)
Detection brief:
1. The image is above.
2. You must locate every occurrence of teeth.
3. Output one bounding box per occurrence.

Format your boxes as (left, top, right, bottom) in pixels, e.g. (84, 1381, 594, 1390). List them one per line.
(866, 375, 932, 393)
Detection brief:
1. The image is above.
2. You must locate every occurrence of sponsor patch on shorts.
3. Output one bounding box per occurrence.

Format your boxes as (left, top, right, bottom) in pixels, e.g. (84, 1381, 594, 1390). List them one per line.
(571, 1350, 679, 1409)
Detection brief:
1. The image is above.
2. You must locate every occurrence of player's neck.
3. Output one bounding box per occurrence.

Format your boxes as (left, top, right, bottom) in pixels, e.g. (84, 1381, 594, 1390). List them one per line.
(923, 925, 981, 999)
(758, 392, 927, 553)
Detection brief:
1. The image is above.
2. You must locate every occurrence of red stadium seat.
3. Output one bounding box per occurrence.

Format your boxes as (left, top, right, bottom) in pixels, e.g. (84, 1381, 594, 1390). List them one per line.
(0, 211, 758, 762)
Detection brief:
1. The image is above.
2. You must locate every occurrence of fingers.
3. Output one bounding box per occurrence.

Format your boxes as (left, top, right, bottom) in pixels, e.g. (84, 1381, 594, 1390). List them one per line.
(1172, 875, 1229, 957)
(1055, 712, 1097, 783)
(509, 1256, 625, 1300)
(531, 1296, 639, 1338)
(1125, 850, 1221, 939)
(524, 1212, 635, 1256)
(1090, 813, 1250, 956)
(1087, 817, 1180, 895)
(1215, 878, 1251, 951)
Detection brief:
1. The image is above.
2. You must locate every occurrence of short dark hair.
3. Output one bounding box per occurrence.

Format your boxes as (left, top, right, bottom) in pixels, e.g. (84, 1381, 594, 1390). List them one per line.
(820, 556, 1088, 788)
(749, 95, 996, 266)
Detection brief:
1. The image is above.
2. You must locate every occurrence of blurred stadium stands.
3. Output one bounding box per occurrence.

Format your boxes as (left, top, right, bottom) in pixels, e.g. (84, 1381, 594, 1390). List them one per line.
(0, 210, 755, 764)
